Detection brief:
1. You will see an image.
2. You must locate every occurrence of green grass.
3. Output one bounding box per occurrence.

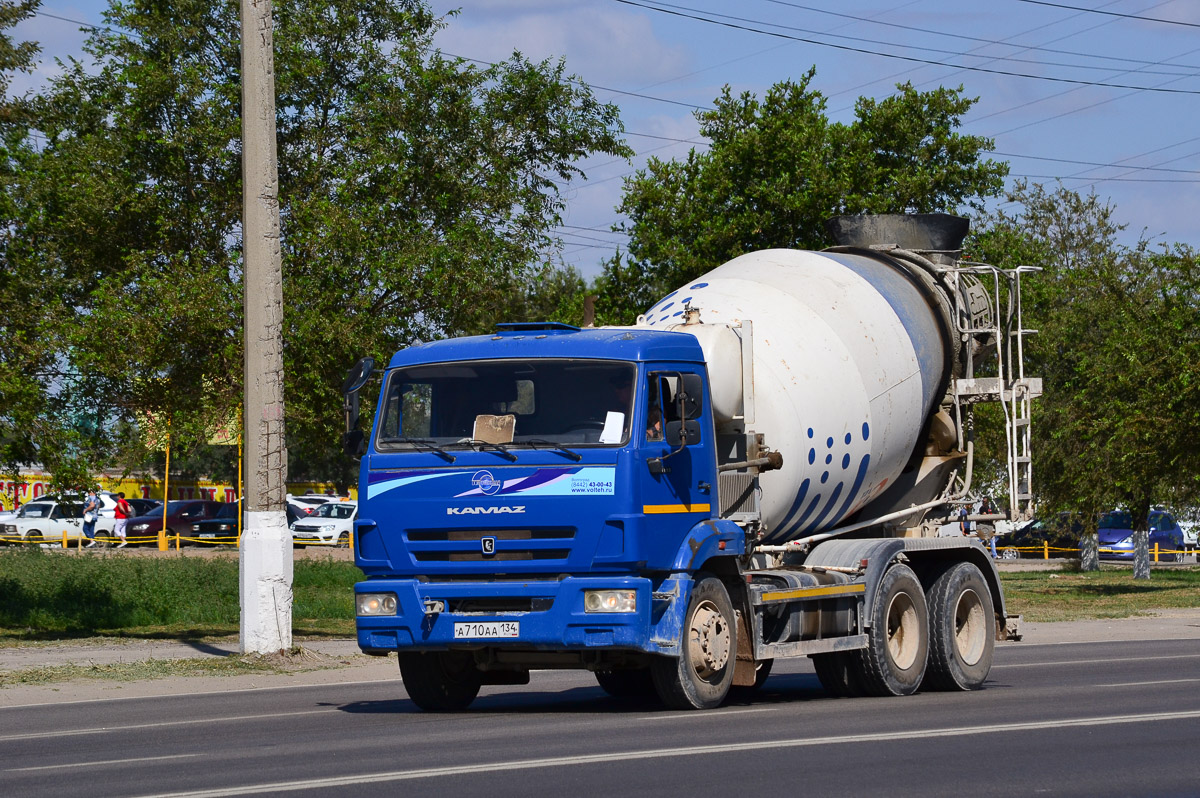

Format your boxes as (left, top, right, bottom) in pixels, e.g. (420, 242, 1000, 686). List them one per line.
(0, 548, 360, 642)
(999, 565, 1200, 622)
(2, 548, 1199, 642)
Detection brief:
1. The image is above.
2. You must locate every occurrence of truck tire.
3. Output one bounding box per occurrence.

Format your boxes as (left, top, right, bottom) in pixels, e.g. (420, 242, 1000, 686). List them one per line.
(923, 562, 994, 691)
(595, 668, 656, 698)
(398, 651, 482, 711)
(812, 652, 864, 698)
(853, 563, 928, 696)
(651, 574, 736, 710)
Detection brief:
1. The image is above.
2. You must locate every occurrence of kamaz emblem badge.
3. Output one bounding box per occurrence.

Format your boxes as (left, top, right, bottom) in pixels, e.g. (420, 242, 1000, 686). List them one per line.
(481, 536, 497, 556)
(471, 470, 502, 495)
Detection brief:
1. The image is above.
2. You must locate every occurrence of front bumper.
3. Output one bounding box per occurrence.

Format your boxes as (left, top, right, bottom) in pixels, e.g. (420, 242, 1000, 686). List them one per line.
(355, 575, 683, 655)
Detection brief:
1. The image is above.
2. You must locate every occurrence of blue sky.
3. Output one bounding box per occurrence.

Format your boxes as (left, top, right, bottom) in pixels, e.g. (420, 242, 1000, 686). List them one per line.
(16, 0, 1200, 279)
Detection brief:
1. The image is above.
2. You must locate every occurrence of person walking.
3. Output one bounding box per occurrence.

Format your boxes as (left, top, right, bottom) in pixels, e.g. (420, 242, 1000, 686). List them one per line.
(113, 492, 133, 548)
(82, 490, 100, 547)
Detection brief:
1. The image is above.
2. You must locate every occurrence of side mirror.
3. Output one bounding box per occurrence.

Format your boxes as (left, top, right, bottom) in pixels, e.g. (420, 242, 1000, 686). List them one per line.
(678, 373, 704, 419)
(664, 419, 702, 447)
(343, 357, 376, 459)
(343, 428, 366, 457)
(342, 357, 376, 395)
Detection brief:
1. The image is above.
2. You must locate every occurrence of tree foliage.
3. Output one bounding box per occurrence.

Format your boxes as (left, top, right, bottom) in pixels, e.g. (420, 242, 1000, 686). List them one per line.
(0, 0, 629, 490)
(970, 181, 1200, 531)
(596, 69, 1008, 319)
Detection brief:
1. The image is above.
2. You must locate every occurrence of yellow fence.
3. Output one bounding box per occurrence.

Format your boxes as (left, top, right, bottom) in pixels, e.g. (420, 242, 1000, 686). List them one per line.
(997, 542, 1191, 562)
(1, 472, 354, 511)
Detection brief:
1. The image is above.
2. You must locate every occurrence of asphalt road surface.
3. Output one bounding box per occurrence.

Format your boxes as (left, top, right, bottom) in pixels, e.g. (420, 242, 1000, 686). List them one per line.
(3, 637, 1198, 798)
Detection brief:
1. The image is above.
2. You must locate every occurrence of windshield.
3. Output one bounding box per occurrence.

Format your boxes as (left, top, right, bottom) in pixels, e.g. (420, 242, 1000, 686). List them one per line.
(1098, 511, 1132, 530)
(17, 503, 53, 518)
(313, 503, 356, 519)
(376, 359, 636, 450)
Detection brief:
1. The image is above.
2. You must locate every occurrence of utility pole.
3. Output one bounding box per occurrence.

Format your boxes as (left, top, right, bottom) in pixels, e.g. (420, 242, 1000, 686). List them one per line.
(240, 0, 291, 654)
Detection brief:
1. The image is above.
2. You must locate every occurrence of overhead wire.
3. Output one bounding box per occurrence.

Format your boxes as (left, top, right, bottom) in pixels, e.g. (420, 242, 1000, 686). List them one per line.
(613, 0, 1200, 94)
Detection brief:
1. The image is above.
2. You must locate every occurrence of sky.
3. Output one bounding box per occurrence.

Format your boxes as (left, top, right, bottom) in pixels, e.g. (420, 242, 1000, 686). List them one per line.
(15, 0, 1200, 280)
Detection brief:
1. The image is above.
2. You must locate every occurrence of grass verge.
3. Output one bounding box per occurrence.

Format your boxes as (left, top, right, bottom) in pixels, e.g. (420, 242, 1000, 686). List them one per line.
(999, 565, 1200, 622)
(0, 547, 359, 641)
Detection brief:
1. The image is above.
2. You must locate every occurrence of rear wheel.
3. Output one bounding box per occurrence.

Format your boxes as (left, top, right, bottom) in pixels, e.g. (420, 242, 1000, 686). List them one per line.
(923, 562, 994, 691)
(812, 652, 865, 697)
(651, 574, 736, 710)
(595, 668, 656, 698)
(398, 652, 482, 711)
(852, 563, 928, 696)
(999, 546, 1019, 560)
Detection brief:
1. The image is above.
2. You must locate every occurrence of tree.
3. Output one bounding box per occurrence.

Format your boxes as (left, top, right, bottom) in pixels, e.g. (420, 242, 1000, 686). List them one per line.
(597, 69, 1007, 319)
(6, 0, 630, 488)
(970, 181, 1200, 539)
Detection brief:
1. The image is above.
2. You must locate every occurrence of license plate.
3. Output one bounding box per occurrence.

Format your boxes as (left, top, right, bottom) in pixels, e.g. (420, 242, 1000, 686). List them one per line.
(453, 621, 519, 639)
(199, 533, 217, 538)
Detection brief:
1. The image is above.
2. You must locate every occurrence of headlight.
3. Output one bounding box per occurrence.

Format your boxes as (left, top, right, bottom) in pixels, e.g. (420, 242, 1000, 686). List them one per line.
(192, 524, 200, 532)
(321, 524, 336, 533)
(584, 590, 637, 613)
(357, 593, 398, 616)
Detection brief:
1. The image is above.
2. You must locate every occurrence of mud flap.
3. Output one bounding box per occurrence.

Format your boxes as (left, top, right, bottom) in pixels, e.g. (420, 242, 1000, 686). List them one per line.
(647, 573, 693, 656)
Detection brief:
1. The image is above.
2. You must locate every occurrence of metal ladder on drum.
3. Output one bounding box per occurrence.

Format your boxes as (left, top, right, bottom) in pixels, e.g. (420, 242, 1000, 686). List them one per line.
(1004, 266, 1041, 523)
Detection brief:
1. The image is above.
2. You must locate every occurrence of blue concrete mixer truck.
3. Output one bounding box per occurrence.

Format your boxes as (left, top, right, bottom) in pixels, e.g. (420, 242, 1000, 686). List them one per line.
(343, 214, 1041, 710)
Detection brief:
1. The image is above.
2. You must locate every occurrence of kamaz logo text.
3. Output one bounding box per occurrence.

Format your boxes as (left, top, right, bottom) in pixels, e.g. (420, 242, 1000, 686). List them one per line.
(447, 506, 526, 515)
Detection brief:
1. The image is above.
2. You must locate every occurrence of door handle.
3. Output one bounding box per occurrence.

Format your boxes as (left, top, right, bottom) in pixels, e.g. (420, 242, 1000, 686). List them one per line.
(698, 481, 711, 494)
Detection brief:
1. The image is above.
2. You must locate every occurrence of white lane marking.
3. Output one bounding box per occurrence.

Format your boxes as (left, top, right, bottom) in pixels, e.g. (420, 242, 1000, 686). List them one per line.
(129, 709, 1200, 798)
(637, 707, 778, 721)
(8, 754, 199, 772)
(1095, 678, 1200, 687)
(0, 709, 330, 742)
(0, 677, 392, 711)
(994, 653, 1200, 668)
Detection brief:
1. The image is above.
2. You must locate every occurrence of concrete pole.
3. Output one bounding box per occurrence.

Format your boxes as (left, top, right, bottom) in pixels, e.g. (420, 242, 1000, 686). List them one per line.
(1079, 532, 1099, 572)
(240, 0, 292, 654)
(1133, 529, 1151, 580)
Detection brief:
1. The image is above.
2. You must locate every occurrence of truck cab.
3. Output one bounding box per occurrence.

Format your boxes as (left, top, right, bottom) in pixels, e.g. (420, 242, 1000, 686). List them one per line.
(354, 323, 746, 704)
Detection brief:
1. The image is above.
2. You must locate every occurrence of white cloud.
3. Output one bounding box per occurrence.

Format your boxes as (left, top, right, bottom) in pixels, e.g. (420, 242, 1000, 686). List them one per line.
(430, 1, 690, 86)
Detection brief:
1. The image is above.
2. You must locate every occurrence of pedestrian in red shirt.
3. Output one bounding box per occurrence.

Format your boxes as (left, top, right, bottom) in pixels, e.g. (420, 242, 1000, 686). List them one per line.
(113, 492, 133, 548)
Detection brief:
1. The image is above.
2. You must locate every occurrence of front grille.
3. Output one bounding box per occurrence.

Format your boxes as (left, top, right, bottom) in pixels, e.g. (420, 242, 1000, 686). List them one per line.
(447, 598, 554, 614)
(407, 528, 575, 542)
(405, 527, 575, 565)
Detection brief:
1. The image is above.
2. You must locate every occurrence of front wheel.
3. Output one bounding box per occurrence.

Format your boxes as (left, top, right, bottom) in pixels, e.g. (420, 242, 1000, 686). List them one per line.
(651, 574, 736, 710)
(852, 563, 928, 697)
(398, 651, 482, 711)
(923, 562, 995, 691)
(595, 668, 657, 698)
(26, 530, 43, 544)
(999, 546, 1019, 560)
(337, 531, 350, 548)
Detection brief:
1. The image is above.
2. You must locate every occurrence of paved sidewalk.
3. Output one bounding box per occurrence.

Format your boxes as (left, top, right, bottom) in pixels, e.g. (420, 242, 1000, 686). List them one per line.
(0, 637, 364, 671)
(3, 608, 1199, 673)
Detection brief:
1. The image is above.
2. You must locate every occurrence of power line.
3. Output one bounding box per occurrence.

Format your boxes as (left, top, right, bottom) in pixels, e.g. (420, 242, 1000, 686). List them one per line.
(614, 0, 1200, 94)
(759, 0, 1200, 72)
(643, 0, 1200, 78)
(991, 150, 1200, 174)
(1016, 0, 1200, 29)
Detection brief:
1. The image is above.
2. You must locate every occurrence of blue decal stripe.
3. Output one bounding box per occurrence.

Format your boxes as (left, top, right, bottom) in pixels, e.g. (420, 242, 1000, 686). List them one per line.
(366, 472, 459, 500)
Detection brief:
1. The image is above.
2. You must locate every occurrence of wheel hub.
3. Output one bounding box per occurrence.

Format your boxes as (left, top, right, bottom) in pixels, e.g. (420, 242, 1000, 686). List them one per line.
(688, 600, 730, 678)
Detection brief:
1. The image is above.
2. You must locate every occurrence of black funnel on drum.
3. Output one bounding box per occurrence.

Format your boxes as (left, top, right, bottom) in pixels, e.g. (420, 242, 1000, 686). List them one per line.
(826, 213, 969, 258)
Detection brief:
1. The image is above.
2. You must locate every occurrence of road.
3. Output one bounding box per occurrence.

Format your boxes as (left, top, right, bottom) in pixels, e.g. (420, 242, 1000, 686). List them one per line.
(3, 637, 1198, 797)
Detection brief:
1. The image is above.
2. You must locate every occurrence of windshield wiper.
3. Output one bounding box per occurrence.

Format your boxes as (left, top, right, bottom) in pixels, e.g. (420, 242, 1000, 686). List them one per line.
(394, 438, 456, 463)
(456, 438, 518, 462)
(518, 438, 582, 462)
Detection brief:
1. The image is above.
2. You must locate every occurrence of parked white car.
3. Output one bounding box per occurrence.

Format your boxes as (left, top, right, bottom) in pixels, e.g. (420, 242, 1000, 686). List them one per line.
(1, 500, 87, 544)
(290, 500, 357, 547)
